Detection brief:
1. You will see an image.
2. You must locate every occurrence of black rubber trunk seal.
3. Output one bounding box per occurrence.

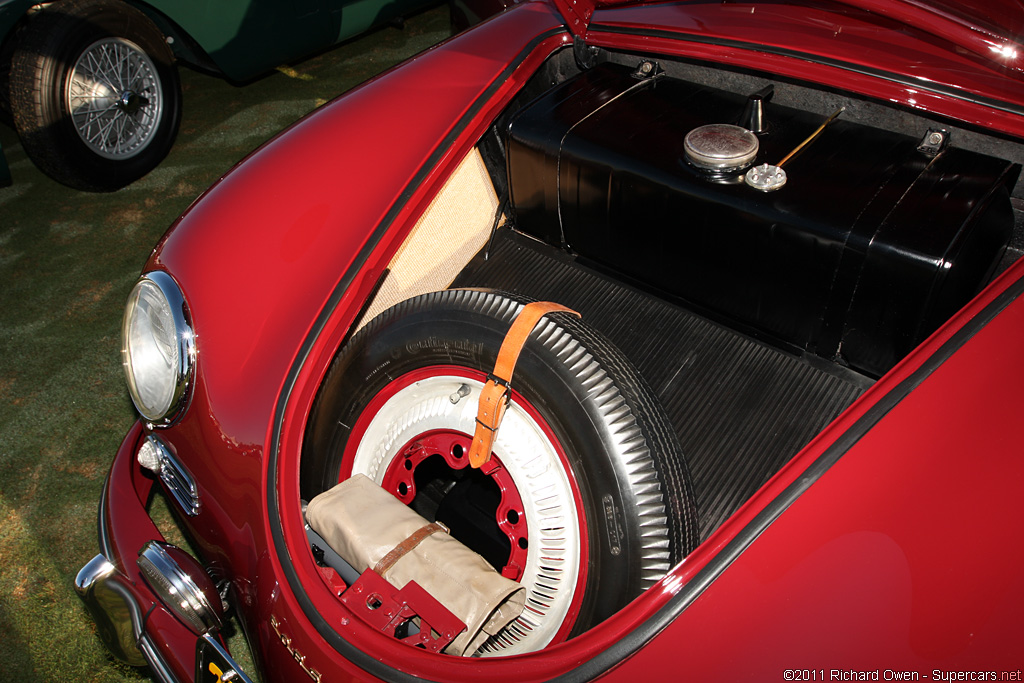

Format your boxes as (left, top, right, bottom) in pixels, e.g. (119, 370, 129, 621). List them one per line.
(586, 22, 1024, 119)
(264, 25, 574, 683)
(263, 19, 1024, 682)
(554, 271, 1024, 683)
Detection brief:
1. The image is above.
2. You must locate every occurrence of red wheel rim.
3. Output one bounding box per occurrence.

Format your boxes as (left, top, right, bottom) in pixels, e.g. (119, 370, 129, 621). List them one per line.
(337, 366, 589, 652)
(380, 430, 529, 581)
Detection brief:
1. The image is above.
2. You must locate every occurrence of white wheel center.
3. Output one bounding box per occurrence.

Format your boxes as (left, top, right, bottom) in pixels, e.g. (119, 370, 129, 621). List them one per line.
(351, 375, 582, 655)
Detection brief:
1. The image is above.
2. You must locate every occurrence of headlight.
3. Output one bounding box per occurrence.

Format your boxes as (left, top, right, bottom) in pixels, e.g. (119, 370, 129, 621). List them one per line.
(121, 271, 195, 426)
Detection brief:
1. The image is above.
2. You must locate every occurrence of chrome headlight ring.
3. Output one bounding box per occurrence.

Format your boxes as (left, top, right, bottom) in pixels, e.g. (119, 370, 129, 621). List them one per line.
(121, 271, 195, 427)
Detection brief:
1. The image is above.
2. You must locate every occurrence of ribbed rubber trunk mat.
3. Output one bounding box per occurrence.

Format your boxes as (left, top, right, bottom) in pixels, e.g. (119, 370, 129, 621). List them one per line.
(452, 229, 868, 539)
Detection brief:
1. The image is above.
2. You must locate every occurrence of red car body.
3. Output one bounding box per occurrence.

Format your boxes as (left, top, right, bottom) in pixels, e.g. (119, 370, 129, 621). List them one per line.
(79, 1, 1024, 681)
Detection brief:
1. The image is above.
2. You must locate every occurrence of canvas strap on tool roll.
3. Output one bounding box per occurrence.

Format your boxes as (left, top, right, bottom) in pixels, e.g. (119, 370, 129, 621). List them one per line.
(305, 474, 526, 655)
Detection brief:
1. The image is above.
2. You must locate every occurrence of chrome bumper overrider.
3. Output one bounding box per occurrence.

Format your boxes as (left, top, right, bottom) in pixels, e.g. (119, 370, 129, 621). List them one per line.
(76, 553, 255, 683)
(75, 554, 149, 667)
(75, 553, 187, 682)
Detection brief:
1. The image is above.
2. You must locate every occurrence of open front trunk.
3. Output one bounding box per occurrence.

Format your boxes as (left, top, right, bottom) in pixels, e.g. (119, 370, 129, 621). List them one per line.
(300, 45, 1023, 657)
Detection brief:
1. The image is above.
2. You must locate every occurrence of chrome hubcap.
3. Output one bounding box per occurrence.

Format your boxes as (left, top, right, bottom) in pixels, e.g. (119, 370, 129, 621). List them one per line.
(116, 90, 147, 116)
(67, 38, 163, 160)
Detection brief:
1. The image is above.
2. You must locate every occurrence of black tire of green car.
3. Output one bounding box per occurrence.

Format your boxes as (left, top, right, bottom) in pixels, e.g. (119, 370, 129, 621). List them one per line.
(303, 289, 700, 652)
(8, 0, 181, 191)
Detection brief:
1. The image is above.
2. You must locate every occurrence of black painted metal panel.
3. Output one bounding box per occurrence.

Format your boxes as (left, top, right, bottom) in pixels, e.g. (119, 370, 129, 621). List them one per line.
(506, 63, 1018, 376)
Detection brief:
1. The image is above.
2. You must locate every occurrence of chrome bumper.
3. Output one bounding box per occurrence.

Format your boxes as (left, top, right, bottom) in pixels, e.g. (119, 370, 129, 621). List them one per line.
(75, 553, 183, 682)
(76, 422, 254, 683)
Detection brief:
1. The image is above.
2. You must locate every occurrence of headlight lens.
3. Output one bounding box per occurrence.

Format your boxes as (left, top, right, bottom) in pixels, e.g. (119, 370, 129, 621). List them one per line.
(121, 271, 194, 425)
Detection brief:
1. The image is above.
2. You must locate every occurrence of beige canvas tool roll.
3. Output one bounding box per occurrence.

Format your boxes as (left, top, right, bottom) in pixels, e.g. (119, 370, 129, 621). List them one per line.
(305, 474, 526, 655)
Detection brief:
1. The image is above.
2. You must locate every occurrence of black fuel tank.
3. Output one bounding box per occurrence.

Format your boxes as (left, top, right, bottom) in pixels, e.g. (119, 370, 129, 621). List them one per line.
(506, 63, 1018, 377)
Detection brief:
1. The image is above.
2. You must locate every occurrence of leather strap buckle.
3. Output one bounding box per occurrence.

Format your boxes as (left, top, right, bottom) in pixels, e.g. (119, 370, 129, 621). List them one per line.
(468, 301, 580, 469)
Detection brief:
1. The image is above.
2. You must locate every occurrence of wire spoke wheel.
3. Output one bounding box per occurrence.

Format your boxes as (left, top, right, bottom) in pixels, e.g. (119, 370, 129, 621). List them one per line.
(67, 38, 163, 160)
(8, 0, 181, 191)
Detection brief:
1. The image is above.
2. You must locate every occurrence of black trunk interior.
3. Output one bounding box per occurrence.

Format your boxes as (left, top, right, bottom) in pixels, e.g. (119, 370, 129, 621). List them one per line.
(453, 228, 869, 540)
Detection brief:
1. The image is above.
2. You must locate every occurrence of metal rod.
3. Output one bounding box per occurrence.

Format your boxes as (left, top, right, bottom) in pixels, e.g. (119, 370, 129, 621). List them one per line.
(777, 106, 845, 168)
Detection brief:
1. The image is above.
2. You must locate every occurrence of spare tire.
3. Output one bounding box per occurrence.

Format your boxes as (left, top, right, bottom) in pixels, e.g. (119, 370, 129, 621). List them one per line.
(303, 289, 699, 655)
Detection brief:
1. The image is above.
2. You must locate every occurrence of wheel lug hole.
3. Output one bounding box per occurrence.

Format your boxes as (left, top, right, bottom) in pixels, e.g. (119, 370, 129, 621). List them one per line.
(506, 509, 520, 525)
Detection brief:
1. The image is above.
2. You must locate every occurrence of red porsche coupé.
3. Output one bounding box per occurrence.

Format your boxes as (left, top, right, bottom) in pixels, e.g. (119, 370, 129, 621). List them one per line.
(77, 0, 1024, 681)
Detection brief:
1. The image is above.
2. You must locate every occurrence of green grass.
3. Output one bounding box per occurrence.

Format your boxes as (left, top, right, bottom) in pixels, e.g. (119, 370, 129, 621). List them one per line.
(0, 6, 451, 680)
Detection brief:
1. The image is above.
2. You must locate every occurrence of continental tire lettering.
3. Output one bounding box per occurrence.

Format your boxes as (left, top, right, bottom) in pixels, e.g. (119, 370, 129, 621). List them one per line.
(404, 338, 483, 357)
(602, 494, 623, 555)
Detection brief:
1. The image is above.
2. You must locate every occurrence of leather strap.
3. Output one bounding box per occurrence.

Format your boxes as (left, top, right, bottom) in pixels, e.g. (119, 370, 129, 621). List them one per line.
(468, 301, 580, 469)
(374, 522, 448, 576)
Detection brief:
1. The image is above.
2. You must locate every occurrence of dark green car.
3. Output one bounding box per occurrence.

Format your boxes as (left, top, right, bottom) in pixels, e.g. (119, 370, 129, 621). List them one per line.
(0, 0, 437, 191)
